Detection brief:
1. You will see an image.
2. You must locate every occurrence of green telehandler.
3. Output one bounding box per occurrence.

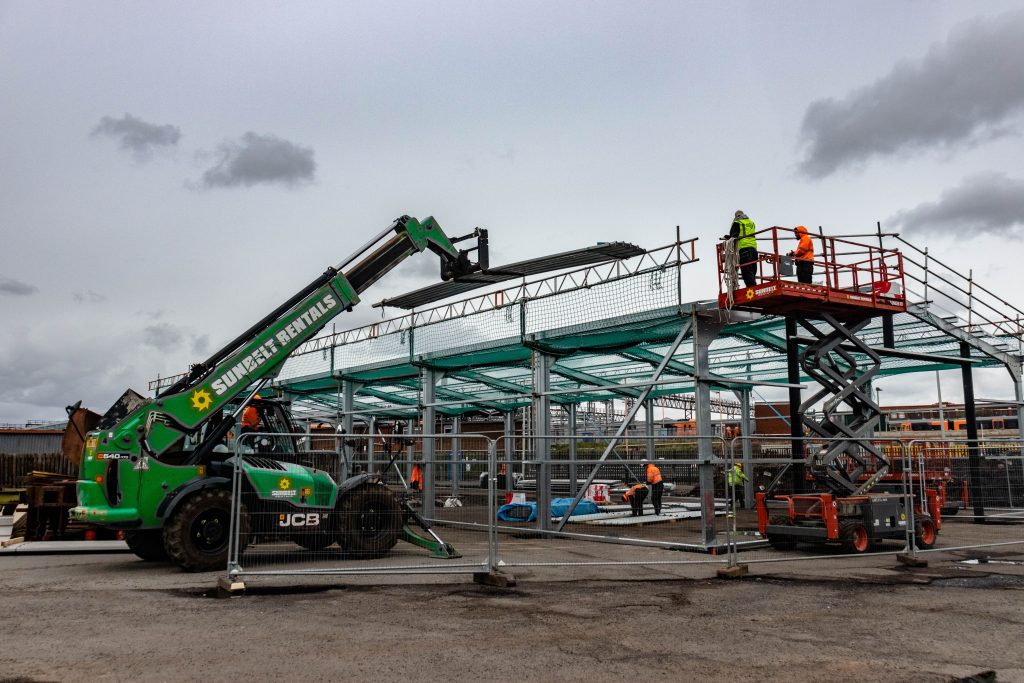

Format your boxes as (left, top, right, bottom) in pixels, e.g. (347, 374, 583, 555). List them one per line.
(67, 215, 487, 571)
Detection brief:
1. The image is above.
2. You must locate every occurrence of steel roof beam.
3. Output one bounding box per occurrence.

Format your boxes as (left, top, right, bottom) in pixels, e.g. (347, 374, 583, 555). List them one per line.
(451, 370, 532, 397)
(791, 336, 984, 365)
(550, 364, 642, 398)
(619, 346, 696, 376)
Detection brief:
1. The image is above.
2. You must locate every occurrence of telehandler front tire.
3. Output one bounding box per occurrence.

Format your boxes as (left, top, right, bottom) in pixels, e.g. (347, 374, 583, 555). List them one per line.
(164, 489, 246, 572)
(340, 485, 402, 558)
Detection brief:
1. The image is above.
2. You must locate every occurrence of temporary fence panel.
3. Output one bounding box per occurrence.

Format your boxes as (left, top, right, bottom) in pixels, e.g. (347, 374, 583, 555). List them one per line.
(721, 436, 1024, 567)
(718, 436, 923, 565)
(227, 434, 496, 579)
(221, 431, 1023, 585)
(902, 438, 1024, 558)
(487, 435, 732, 570)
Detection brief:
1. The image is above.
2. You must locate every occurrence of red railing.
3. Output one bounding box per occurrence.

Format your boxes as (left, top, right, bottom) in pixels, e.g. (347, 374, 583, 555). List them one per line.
(716, 226, 906, 312)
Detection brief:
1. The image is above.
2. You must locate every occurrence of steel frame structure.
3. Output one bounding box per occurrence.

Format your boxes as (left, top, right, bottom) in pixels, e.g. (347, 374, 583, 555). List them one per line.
(148, 228, 1024, 548)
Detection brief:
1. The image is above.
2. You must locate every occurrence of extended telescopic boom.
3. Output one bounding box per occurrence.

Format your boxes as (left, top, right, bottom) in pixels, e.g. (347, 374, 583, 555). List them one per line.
(126, 215, 486, 458)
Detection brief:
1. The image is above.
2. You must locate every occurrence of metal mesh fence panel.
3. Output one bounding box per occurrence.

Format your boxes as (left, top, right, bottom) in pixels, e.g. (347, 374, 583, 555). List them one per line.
(902, 439, 1024, 558)
(333, 328, 412, 371)
(227, 434, 494, 579)
(411, 303, 523, 358)
(275, 343, 334, 383)
(523, 268, 680, 336)
(489, 435, 731, 570)
(719, 436, 1024, 567)
(216, 431, 1024, 584)
(719, 437, 915, 565)
(273, 243, 693, 388)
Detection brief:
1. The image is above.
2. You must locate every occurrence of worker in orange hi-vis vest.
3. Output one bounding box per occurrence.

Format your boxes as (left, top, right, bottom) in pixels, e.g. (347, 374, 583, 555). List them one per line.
(241, 395, 261, 433)
(643, 458, 664, 515)
(409, 461, 423, 492)
(788, 225, 815, 284)
(623, 482, 648, 517)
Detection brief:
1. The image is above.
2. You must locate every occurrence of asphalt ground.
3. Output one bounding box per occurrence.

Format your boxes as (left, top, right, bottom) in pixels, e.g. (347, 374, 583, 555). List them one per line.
(3, 519, 1024, 682)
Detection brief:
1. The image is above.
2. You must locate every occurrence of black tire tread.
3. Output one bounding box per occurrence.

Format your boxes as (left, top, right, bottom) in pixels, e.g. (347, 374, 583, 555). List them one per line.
(914, 517, 938, 550)
(839, 519, 870, 554)
(164, 489, 246, 572)
(339, 485, 402, 558)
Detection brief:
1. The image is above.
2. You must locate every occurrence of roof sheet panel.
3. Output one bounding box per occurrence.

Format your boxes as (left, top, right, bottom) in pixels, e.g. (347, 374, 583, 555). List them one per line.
(375, 242, 644, 309)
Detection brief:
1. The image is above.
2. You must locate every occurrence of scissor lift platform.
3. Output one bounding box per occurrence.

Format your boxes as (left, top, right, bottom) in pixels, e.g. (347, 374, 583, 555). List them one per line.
(717, 226, 907, 318)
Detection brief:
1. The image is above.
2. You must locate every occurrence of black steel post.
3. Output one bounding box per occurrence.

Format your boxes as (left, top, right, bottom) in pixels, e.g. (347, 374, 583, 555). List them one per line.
(882, 314, 895, 349)
(786, 316, 805, 492)
(960, 342, 984, 522)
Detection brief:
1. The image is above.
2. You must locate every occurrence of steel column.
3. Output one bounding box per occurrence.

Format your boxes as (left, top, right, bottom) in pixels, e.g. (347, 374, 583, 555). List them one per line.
(504, 410, 515, 497)
(785, 316, 805, 492)
(367, 415, 375, 474)
(568, 403, 578, 498)
(960, 342, 983, 521)
(694, 313, 725, 546)
(532, 350, 553, 531)
(645, 398, 655, 459)
(421, 367, 436, 519)
(341, 379, 354, 482)
(1011, 362, 1024, 456)
(452, 415, 462, 498)
(739, 389, 754, 508)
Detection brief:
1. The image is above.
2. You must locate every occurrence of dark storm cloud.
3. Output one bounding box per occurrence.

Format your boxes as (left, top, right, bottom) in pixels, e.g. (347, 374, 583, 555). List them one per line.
(195, 132, 316, 189)
(0, 275, 37, 296)
(91, 113, 182, 160)
(798, 11, 1024, 178)
(889, 173, 1024, 238)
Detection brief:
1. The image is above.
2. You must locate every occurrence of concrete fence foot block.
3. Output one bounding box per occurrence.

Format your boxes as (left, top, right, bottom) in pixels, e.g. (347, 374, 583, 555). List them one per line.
(716, 564, 749, 579)
(473, 570, 516, 588)
(896, 553, 928, 568)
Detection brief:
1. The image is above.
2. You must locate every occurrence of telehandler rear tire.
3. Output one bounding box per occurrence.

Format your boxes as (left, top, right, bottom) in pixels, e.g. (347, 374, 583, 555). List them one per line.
(340, 485, 402, 558)
(125, 529, 169, 562)
(164, 489, 247, 572)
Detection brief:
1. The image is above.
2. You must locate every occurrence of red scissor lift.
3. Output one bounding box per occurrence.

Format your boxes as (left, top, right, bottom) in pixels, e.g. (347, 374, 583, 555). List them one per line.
(717, 227, 941, 553)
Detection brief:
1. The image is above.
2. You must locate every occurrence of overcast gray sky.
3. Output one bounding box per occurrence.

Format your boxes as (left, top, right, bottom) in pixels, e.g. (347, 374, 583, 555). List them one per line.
(1, 1, 1023, 422)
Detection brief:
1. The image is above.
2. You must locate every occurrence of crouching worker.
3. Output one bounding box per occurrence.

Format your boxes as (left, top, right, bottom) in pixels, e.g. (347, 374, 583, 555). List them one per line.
(623, 483, 649, 517)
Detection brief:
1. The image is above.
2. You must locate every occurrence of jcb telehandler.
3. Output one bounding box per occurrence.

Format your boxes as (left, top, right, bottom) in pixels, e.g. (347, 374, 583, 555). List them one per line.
(68, 215, 487, 571)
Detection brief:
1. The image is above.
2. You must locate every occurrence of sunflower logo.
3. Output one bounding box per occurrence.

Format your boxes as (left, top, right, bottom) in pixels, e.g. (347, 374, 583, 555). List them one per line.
(278, 477, 293, 490)
(190, 388, 213, 412)
(746, 288, 755, 300)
